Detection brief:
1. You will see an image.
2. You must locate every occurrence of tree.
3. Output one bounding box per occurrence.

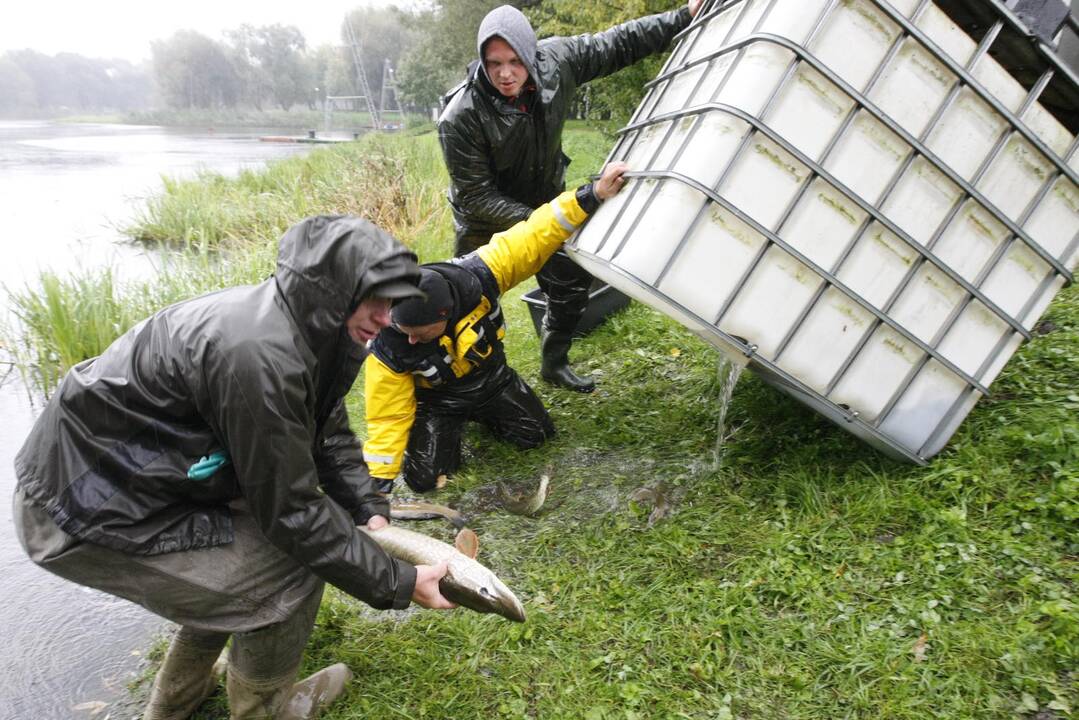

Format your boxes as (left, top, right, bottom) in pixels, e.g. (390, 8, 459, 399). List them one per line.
(1, 50, 151, 115)
(151, 31, 239, 109)
(8, 50, 62, 109)
(227, 24, 311, 111)
(53, 53, 112, 111)
(527, 0, 683, 121)
(0, 56, 35, 114)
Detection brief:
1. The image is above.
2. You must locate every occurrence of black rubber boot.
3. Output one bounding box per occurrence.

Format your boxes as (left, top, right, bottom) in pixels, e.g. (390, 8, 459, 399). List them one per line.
(540, 330, 595, 393)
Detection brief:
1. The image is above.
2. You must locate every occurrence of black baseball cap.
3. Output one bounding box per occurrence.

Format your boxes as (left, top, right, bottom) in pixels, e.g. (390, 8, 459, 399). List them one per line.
(391, 268, 453, 326)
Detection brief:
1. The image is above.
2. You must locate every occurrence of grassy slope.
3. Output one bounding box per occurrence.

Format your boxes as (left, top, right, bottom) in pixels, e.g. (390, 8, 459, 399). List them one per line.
(8, 122, 1073, 718)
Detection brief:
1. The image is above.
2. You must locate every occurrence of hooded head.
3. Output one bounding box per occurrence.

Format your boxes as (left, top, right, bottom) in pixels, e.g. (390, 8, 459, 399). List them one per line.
(274, 215, 421, 355)
(477, 5, 537, 94)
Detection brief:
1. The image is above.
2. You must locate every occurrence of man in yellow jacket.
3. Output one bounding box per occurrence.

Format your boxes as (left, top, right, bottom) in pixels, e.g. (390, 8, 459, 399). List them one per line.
(365, 162, 628, 492)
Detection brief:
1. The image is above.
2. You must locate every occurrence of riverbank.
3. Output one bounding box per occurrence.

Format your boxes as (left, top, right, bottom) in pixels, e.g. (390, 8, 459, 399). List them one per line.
(122, 108, 430, 132)
(9, 124, 1076, 719)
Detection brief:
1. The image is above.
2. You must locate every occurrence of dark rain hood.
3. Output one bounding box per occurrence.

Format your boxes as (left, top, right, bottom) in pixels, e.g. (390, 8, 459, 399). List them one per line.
(276, 215, 421, 424)
(14, 215, 421, 611)
(276, 214, 420, 355)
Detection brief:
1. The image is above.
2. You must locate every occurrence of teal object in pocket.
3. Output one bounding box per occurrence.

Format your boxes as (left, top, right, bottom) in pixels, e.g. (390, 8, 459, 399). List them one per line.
(187, 451, 231, 481)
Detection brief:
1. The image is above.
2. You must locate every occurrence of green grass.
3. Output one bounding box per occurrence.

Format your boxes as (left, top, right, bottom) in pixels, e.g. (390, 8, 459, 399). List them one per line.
(5, 124, 1076, 719)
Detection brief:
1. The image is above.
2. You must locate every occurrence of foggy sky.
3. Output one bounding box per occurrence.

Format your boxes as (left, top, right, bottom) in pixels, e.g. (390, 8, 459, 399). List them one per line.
(1, 0, 404, 63)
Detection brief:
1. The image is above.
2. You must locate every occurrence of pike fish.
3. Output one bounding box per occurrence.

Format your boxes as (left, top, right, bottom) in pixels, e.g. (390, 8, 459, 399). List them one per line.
(361, 525, 526, 622)
(389, 500, 467, 529)
(499, 474, 550, 516)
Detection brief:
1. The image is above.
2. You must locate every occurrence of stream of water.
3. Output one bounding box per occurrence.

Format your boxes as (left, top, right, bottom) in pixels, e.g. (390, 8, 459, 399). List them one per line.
(713, 353, 748, 469)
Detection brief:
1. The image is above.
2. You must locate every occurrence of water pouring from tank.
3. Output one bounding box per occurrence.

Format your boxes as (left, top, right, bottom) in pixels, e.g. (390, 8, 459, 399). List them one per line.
(713, 351, 748, 469)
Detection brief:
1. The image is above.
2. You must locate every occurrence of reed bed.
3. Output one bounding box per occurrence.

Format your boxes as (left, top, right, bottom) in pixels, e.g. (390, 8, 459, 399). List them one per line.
(4, 131, 451, 396)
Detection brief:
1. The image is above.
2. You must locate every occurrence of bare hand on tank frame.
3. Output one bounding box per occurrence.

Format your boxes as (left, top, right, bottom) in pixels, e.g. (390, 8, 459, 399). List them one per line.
(689, 0, 704, 17)
(594, 162, 630, 201)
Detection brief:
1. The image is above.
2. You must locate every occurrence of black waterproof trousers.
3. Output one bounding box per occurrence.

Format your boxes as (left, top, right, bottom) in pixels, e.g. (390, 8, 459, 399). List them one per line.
(456, 234, 591, 335)
(402, 363, 555, 492)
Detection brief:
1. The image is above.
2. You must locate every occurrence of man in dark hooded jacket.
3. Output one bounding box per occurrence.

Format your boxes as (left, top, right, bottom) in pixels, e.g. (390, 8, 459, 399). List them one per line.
(12, 216, 455, 719)
(438, 1, 701, 393)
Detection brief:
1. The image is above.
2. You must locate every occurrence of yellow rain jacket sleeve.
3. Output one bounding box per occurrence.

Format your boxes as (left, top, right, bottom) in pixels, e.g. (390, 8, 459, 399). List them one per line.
(363, 189, 590, 480)
(477, 189, 589, 295)
(363, 355, 416, 480)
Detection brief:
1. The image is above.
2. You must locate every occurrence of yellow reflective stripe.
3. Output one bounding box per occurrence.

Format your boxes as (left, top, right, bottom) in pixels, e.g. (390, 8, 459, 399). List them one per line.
(363, 450, 395, 465)
(551, 200, 575, 232)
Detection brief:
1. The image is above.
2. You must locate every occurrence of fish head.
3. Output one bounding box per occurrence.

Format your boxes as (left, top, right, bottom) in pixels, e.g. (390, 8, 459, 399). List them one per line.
(440, 565, 526, 623)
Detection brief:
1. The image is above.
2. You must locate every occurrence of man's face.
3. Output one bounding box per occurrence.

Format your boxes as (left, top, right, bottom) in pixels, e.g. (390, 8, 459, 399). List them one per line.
(347, 297, 393, 344)
(395, 320, 449, 346)
(484, 37, 529, 99)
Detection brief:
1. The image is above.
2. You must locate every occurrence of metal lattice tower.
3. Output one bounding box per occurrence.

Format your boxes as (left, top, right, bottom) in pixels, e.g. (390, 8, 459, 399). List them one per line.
(379, 59, 404, 126)
(344, 21, 381, 130)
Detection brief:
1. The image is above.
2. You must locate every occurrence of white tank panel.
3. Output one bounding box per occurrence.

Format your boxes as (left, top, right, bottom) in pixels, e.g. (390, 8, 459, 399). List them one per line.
(879, 157, 962, 244)
(658, 205, 767, 322)
(721, 246, 823, 357)
(766, 64, 855, 161)
(782, 180, 868, 269)
(780, 288, 875, 392)
(932, 201, 1009, 282)
(717, 136, 809, 229)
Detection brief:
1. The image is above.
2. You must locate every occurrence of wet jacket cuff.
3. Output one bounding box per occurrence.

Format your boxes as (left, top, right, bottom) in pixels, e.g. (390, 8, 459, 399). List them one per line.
(353, 496, 391, 526)
(392, 558, 417, 609)
(576, 183, 601, 214)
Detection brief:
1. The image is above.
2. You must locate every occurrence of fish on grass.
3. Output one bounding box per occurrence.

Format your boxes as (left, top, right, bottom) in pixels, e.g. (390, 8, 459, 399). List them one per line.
(499, 473, 550, 516)
(390, 500, 467, 529)
(361, 524, 526, 622)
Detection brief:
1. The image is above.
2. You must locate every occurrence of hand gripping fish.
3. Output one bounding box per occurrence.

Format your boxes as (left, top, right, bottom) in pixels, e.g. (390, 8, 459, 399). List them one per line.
(361, 524, 526, 622)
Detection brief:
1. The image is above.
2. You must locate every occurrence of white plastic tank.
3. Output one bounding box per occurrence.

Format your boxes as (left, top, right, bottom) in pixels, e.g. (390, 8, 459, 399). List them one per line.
(567, 0, 1079, 462)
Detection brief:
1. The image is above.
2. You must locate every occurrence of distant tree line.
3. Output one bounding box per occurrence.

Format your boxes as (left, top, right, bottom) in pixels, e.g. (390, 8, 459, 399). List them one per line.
(0, 1, 684, 120)
(0, 51, 151, 115)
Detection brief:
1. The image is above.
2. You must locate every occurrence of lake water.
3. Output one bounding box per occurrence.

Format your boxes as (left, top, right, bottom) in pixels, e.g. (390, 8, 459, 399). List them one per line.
(0, 120, 317, 720)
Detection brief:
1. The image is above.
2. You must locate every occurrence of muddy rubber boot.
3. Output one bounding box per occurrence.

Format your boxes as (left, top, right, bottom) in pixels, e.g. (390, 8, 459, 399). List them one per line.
(226, 663, 352, 720)
(278, 663, 354, 720)
(540, 330, 595, 393)
(226, 584, 325, 719)
(226, 664, 298, 719)
(142, 627, 229, 720)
